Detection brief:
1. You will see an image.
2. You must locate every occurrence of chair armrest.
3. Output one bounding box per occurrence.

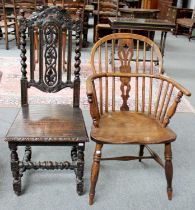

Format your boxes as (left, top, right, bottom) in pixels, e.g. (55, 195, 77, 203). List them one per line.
(161, 77, 191, 127)
(86, 76, 100, 128)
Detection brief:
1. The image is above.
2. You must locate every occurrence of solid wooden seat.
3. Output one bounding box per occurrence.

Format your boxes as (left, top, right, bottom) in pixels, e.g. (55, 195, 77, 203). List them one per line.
(6, 105, 87, 143)
(91, 112, 176, 144)
(5, 7, 88, 196)
(87, 33, 191, 205)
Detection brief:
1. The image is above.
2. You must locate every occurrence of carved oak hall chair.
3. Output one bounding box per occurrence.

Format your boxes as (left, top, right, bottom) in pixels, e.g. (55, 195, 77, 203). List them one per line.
(5, 7, 88, 195)
(86, 33, 191, 205)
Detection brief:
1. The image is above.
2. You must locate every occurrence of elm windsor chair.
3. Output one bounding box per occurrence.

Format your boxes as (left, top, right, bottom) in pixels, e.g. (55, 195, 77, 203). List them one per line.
(5, 7, 88, 195)
(86, 33, 191, 205)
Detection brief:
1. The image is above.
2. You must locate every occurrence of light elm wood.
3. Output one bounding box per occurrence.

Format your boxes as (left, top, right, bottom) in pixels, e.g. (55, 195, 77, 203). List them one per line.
(87, 71, 191, 204)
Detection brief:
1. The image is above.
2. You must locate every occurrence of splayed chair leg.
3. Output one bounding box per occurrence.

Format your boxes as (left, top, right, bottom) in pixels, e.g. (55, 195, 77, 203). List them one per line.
(89, 143, 103, 205)
(139, 144, 145, 162)
(164, 143, 173, 200)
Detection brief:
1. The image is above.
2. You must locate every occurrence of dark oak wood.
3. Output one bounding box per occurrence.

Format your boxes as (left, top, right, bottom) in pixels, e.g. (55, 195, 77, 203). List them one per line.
(5, 6, 88, 196)
(87, 34, 191, 204)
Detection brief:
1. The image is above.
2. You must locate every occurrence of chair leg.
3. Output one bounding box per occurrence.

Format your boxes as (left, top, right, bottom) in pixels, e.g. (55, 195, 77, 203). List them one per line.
(89, 143, 103, 205)
(4, 25, 9, 50)
(24, 146, 32, 161)
(95, 25, 99, 42)
(76, 143, 85, 195)
(164, 143, 173, 200)
(139, 144, 145, 162)
(189, 27, 192, 41)
(9, 143, 21, 195)
(15, 22, 20, 49)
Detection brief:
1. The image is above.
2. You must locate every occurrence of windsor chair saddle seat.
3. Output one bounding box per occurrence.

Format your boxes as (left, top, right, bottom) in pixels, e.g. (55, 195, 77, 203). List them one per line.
(91, 112, 176, 144)
(87, 33, 191, 205)
(5, 7, 88, 196)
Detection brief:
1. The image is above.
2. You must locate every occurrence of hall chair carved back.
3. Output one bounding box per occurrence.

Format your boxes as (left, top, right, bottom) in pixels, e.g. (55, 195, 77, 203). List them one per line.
(0, 0, 17, 49)
(87, 33, 191, 205)
(5, 7, 88, 196)
(91, 33, 163, 75)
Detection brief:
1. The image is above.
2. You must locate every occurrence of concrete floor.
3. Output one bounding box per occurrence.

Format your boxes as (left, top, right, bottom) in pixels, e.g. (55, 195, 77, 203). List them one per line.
(0, 25, 195, 210)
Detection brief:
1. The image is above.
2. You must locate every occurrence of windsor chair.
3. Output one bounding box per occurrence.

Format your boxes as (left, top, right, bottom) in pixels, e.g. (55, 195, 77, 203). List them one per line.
(87, 33, 191, 205)
(5, 7, 88, 196)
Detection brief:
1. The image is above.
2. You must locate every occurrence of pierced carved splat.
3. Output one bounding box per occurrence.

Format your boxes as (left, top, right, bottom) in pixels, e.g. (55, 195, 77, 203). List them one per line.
(44, 23, 58, 87)
(118, 39, 134, 111)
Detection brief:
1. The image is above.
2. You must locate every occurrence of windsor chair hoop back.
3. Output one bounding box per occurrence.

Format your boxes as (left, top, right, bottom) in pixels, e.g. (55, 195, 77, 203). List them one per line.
(5, 7, 88, 196)
(87, 34, 191, 205)
(90, 33, 163, 74)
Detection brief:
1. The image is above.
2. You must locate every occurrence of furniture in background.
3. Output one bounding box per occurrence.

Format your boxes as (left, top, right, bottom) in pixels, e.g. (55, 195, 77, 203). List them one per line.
(0, 0, 17, 49)
(175, 9, 195, 40)
(5, 7, 88, 195)
(166, 6, 193, 33)
(158, 0, 175, 19)
(13, 0, 37, 48)
(87, 33, 191, 205)
(125, 0, 141, 8)
(119, 8, 160, 19)
(108, 17, 175, 58)
(94, 0, 119, 42)
(141, 0, 158, 9)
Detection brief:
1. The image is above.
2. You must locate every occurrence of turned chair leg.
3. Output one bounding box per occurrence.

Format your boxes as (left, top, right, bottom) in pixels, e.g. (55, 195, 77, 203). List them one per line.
(76, 143, 85, 195)
(24, 146, 32, 162)
(164, 143, 173, 200)
(89, 143, 103, 205)
(9, 143, 21, 195)
(139, 144, 145, 162)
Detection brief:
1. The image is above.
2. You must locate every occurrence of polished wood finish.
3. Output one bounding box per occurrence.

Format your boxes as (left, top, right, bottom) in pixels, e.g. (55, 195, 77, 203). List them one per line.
(5, 7, 88, 196)
(87, 34, 191, 204)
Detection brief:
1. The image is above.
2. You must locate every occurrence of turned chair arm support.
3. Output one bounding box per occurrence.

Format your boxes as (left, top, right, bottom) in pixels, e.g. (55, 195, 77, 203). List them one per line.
(86, 76, 100, 128)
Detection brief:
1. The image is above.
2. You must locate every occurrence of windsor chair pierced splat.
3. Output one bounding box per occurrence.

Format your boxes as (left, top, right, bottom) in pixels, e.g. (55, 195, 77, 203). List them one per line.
(5, 7, 88, 196)
(87, 33, 191, 205)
